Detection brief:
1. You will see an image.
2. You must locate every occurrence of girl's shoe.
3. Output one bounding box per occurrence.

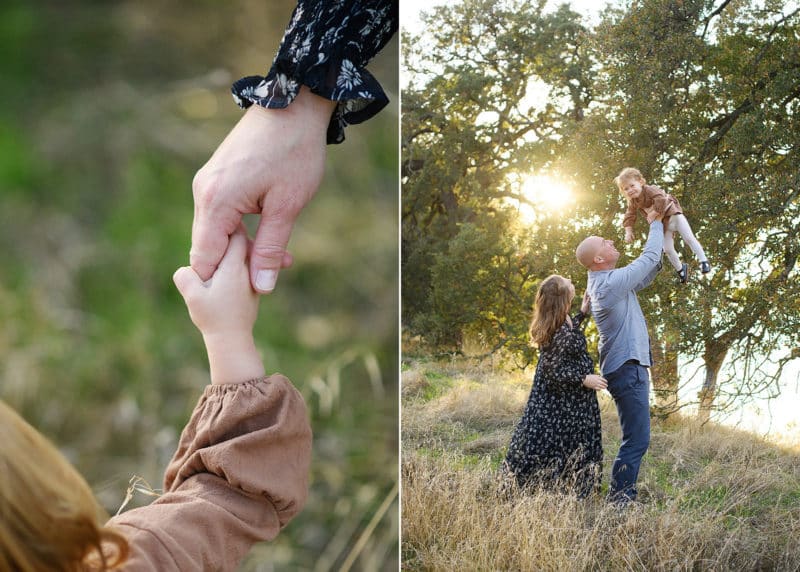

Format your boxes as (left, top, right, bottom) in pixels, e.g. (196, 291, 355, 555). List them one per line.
(700, 260, 711, 274)
(677, 263, 689, 284)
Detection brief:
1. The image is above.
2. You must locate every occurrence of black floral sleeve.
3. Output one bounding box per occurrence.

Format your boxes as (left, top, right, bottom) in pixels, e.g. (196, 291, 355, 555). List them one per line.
(538, 314, 594, 393)
(232, 0, 398, 144)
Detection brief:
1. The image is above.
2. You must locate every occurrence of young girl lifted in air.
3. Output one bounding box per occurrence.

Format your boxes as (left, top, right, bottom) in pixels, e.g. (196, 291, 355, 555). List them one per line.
(0, 227, 311, 571)
(615, 167, 710, 283)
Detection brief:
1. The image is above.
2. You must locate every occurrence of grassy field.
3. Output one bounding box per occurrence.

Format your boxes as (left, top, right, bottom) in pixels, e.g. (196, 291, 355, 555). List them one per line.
(401, 356, 800, 571)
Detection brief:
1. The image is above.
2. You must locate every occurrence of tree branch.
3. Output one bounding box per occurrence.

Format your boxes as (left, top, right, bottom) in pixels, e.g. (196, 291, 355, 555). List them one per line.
(700, 0, 733, 42)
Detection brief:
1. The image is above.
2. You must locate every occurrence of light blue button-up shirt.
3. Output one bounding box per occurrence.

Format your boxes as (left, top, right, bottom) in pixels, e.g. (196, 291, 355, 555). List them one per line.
(587, 221, 663, 376)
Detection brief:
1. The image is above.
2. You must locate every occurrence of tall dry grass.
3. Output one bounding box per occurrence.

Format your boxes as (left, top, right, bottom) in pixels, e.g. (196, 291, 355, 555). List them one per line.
(401, 359, 800, 571)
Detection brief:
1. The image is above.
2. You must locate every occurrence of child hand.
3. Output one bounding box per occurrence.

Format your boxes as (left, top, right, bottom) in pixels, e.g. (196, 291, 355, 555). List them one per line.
(173, 225, 259, 338)
(624, 228, 634, 243)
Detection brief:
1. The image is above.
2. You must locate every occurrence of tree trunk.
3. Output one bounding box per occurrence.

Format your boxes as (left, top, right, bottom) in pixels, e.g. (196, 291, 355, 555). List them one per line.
(698, 345, 728, 424)
(651, 333, 679, 419)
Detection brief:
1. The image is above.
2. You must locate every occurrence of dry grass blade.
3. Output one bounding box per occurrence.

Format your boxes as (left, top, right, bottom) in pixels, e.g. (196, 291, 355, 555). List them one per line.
(340, 482, 399, 572)
(114, 475, 162, 517)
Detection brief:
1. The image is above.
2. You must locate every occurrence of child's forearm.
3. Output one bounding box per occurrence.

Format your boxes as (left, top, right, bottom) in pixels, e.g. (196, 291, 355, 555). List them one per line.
(624, 226, 634, 241)
(622, 206, 637, 230)
(202, 331, 265, 385)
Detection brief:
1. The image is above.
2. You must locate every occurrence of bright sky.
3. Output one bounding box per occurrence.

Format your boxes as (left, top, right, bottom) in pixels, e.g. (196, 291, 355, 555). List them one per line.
(402, 0, 799, 32)
(401, 0, 616, 34)
(400, 0, 800, 445)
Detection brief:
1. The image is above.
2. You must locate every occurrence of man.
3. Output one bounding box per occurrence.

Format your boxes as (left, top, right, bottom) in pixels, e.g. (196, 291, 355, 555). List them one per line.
(575, 216, 663, 503)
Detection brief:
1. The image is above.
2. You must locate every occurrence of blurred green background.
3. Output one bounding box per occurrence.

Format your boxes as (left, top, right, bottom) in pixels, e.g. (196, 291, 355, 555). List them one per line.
(0, 1, 398, 570)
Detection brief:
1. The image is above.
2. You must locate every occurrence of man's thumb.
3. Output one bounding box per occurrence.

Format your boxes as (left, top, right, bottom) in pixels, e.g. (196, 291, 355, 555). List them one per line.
(250, 213, 295, 293)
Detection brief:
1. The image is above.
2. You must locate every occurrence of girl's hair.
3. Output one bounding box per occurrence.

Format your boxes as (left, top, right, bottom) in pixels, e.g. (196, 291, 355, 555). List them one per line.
(613, 167, 646, 193)
(529, 275, 574, 348)
(0, 400, 129, 571)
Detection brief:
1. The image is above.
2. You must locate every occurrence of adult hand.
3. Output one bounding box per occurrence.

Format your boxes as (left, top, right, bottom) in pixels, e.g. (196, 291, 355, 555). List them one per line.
(581, 291, 591, 314)
(190, 86, 337, 293)
(583, 373, 607, 391)
(645, 208, 663, 223)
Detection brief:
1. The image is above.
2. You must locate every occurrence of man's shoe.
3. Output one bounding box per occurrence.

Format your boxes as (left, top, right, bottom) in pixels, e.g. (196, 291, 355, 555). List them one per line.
(700, 260, 711, 274)
(677, 263, 689, 284)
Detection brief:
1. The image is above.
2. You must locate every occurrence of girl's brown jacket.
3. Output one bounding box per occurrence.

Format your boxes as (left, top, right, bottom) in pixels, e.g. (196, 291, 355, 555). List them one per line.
(623, 184, 683, 229)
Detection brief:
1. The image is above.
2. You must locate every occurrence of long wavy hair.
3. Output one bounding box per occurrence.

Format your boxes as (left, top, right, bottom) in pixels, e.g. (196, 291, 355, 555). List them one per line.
(0, 400, 129, 571)
(529, 275, 574, 348)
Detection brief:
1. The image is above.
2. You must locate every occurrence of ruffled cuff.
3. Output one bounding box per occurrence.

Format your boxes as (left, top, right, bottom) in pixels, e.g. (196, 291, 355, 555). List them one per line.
(232, 0, 398, 144)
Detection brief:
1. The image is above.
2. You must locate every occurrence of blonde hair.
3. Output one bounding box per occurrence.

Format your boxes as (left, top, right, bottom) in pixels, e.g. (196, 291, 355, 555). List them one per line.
(529, 275, 574, 348)
(614, 167, 646, 193)
(0, 400, 129, 571)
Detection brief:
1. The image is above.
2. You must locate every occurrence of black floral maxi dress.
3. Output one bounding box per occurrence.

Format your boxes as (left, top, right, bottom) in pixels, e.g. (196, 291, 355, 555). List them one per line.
(504, 312, 602, 497)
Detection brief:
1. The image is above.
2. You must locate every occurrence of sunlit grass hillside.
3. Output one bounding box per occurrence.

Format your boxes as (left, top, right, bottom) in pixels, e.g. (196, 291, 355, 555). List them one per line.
(401, 357, 800, 571)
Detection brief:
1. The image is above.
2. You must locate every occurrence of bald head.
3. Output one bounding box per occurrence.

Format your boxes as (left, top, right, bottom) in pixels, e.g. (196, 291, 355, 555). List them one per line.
(576, 236, 603, 268)
(576, 235, 619, 270)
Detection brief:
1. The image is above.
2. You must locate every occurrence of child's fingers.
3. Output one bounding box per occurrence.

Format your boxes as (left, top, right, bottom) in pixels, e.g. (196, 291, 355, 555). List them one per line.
(190, 205, 238, 282)
(218, 225, 249, 272)
(173, 266, 204, 300)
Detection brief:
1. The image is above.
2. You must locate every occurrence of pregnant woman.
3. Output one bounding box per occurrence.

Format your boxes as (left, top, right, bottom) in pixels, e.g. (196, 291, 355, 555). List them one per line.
(503, 275, 606, 497)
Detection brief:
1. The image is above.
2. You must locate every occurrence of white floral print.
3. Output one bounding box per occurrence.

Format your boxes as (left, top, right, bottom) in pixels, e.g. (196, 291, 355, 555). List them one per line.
(503, 312, 603, 497)
(336, 60, 361, 90)
(231, 0, 398, 144)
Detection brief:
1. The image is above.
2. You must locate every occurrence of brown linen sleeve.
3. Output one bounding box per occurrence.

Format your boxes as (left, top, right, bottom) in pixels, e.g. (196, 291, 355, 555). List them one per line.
(108, 374, 312, 572)
(622, 199, 639, 229)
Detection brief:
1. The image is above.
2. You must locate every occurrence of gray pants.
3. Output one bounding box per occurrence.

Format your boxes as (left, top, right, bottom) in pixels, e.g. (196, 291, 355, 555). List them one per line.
(664, 213, 707, 271)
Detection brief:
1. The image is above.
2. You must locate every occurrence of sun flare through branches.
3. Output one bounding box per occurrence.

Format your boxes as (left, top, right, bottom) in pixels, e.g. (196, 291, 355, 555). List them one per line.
(509, 173, 575, 224)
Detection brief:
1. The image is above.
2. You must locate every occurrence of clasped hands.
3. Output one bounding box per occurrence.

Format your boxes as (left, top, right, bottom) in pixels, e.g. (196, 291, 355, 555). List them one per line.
(624, 209, 665, 243)
(189, 86, 336, 294)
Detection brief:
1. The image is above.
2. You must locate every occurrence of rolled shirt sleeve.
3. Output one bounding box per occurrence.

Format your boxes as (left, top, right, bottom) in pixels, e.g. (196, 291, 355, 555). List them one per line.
(622, 200, 639, 230)
(606, 220, 664, 298)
